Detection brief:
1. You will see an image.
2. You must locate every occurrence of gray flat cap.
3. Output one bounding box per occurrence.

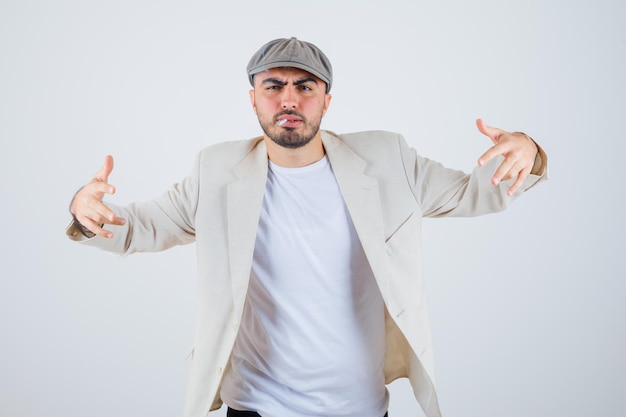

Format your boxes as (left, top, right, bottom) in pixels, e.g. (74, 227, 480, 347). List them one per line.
(247, 37, 333, 92)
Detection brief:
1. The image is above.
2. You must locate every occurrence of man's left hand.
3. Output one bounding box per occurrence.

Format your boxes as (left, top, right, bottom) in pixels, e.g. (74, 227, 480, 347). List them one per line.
(476, 118, 539, 196)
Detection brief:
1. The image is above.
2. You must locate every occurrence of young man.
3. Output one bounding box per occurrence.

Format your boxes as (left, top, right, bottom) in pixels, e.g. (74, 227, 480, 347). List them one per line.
(68, 37, 547, 417)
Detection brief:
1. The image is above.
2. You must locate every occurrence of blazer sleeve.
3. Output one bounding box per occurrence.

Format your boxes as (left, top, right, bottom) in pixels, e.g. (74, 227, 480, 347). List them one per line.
(397, 134, 548, 218)
(66, 152, 201, 256)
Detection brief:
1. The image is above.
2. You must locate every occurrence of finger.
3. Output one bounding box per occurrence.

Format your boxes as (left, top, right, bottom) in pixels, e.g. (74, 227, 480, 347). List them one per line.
(79, 202, 117, 226)
(490, 157, 518, 186)
(71, 182, 116, 216)
(92, 181, 116, 199)
(82, 181, 117, 200)
(77, 206, 126, 238)
(478, 143, 508, 167)
(94, 203, 121, 224)
(93, 211, 126, 227)
(506, 168, 531, 196)
(79, 216, 114, 239)
(93, 155, 114, 183)
(476, 118, 502, 145)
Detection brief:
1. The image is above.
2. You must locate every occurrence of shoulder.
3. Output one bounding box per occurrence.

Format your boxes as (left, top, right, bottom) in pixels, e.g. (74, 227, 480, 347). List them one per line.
(328, 130, 404, 146)
(196, 136, 264, 167)
(198, 136, 263, 157)
(323, 130, 411, 161)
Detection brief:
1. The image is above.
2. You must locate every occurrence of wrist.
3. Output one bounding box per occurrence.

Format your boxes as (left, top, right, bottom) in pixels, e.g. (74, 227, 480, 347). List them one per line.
(69, 186, 97, 238)
(514, 131, 541, 175)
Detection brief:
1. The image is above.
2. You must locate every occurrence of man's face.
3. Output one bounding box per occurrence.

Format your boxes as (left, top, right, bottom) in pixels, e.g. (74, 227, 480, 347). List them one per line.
(250, 67, 332, 149)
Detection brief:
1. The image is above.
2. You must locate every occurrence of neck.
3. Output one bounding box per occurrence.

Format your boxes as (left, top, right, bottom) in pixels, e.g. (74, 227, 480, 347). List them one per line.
(264, 132, 325, 168)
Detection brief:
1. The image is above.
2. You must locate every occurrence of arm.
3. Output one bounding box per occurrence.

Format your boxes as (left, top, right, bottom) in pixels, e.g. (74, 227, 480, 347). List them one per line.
(67, 154, 199, 255)
(402, 119, 547, 218)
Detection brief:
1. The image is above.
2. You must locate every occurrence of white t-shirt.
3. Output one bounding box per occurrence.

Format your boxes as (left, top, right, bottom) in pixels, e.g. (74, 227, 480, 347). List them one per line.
(220, 156, 388, 417)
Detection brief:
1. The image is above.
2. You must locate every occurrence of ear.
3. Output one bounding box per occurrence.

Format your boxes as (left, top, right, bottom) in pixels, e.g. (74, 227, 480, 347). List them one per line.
(322, 93, 332, 117)
(249, 89, 256, 112)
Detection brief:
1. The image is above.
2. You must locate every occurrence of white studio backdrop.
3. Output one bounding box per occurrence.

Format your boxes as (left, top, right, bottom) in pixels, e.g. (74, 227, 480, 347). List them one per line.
(1, 1, 625, 416)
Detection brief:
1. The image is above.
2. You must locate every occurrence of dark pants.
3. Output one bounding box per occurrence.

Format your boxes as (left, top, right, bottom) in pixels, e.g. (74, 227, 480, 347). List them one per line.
(227, 407, 388, 417)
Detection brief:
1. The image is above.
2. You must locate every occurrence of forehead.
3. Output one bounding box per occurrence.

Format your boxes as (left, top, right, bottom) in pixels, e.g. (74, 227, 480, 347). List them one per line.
(254, 67, 322, 84)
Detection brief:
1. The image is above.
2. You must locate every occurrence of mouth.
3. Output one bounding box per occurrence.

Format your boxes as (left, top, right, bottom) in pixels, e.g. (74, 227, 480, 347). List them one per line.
(275, 115, 303, 128)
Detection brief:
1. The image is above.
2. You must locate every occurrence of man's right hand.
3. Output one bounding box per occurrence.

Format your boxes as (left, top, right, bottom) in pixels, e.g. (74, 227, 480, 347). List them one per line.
(70, 155, 126, 239)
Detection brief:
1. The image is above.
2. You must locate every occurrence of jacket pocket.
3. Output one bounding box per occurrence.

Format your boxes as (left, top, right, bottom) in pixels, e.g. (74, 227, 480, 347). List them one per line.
(185, 346, 195, 361)
(385, 212, 419, 256)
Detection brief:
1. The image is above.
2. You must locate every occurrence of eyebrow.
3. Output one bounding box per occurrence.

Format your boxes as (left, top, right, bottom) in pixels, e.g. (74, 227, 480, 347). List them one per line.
(261, 77, 287, 86)
(260, 77, 319, 86)
(293, 77, 319, 86)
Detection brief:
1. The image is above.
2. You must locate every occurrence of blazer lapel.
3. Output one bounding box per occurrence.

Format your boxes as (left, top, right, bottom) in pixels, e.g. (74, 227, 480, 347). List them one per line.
(227, 138, 268, 318)
(321, 131, 390, 302)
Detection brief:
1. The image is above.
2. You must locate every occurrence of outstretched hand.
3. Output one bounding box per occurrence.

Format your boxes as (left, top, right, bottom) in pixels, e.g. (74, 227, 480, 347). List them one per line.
(70, 155, 126, 238)
(476, 118, 538, 196)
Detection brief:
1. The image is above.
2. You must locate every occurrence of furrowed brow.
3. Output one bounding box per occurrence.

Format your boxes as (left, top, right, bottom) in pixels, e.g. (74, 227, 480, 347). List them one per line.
(293, 77, 319, 86)
(260, 78, 287, 86)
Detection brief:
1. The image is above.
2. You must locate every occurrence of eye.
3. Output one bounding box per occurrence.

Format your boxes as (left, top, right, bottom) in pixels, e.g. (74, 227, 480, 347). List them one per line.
(298, 85, 312, 91)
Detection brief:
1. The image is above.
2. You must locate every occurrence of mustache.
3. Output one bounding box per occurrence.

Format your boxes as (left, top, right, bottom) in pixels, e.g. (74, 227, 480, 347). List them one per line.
(275, 110, 306, 121)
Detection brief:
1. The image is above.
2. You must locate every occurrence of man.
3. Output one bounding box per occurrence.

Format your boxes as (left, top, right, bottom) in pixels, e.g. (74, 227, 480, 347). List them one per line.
(67, 37, 547, 417)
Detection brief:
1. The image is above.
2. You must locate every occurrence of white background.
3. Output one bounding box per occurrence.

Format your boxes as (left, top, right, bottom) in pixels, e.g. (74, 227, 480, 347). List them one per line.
(1, 0, 624, 416)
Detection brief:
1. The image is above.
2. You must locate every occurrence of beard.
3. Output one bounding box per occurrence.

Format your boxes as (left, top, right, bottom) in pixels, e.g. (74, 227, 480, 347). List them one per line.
(258, 110, 322, 149)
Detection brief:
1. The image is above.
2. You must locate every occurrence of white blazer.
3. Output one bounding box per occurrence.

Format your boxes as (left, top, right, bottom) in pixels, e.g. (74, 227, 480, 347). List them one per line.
(67, 130, 547, 417)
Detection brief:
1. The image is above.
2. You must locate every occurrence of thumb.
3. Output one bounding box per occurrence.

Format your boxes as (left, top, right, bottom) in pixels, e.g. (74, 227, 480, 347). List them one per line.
(476, 118, 502, 145)
(94, 155, 114, 183)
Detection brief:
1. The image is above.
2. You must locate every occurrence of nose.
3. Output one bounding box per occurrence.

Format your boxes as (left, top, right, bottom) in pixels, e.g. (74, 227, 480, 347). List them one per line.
(280, 87, 297, 109)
